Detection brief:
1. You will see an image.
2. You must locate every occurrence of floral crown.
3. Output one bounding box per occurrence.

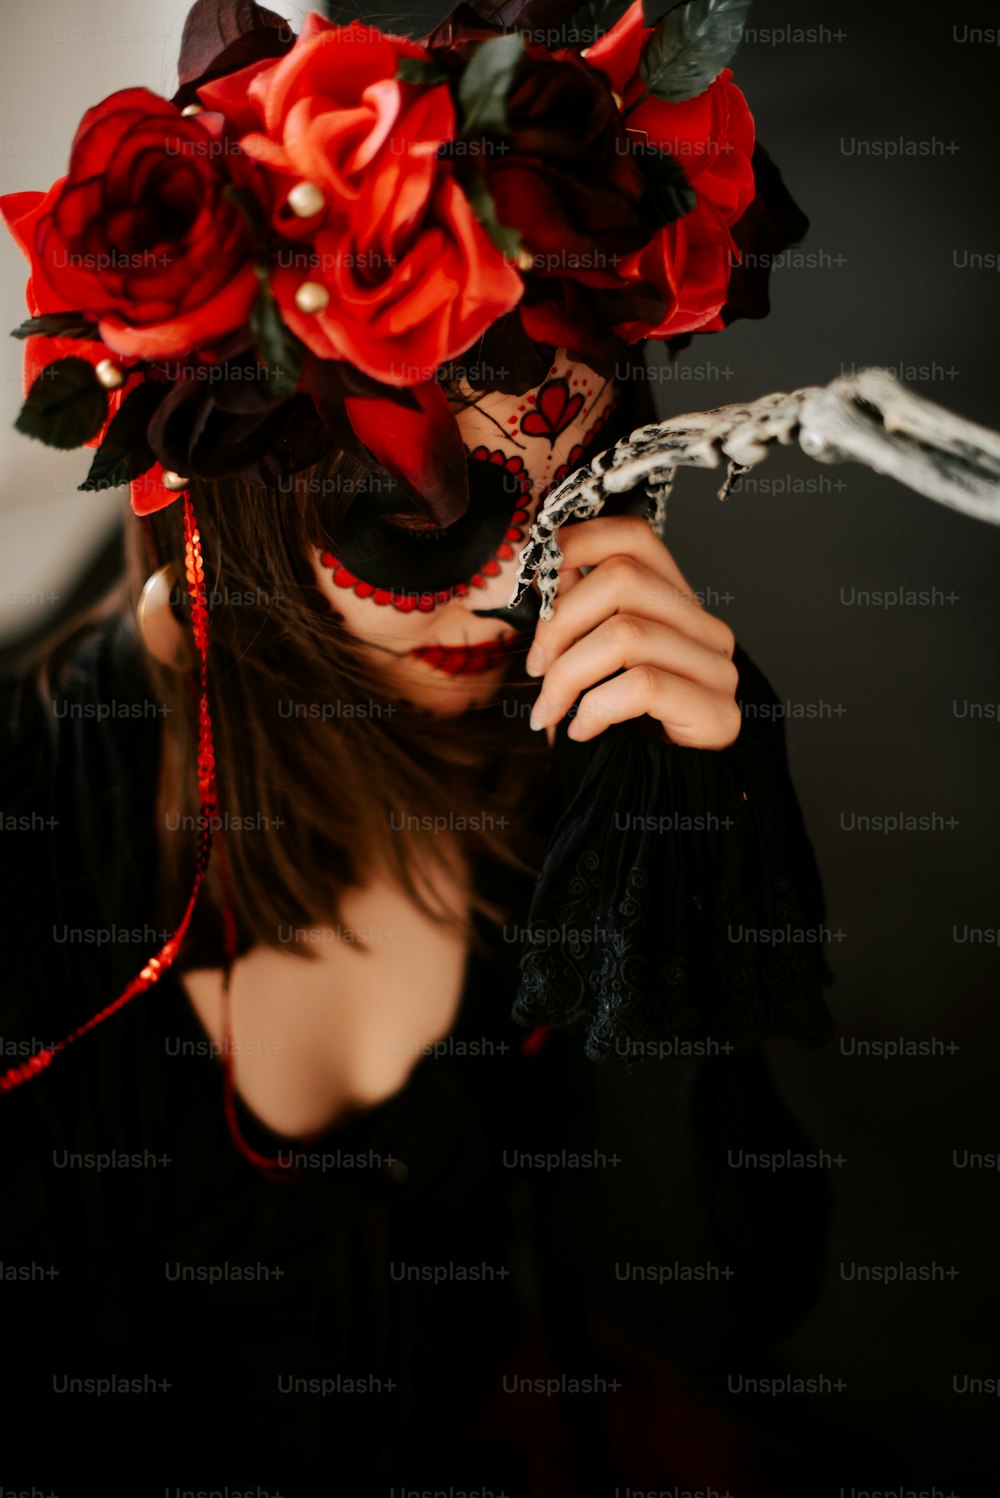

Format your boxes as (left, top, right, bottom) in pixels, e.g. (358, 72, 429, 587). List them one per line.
(1, 0, 807, 528)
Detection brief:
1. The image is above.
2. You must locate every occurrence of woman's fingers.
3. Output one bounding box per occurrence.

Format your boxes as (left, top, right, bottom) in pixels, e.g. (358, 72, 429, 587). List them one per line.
(566, 665, 743, 749)
(523, 514, 740, 750)
(557, 513, 700, 598)
(529, 611, 739, 732)
(527, 547, 733, 677)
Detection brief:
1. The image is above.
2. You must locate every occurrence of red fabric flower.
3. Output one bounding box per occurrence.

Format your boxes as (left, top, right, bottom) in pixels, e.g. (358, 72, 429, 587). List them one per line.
(2, 88, 258, 361)
(198, 13, 524, 386)
(0, 184, 143, 446)
(426, 30, 659, 367)
(585, 3, 756, 339)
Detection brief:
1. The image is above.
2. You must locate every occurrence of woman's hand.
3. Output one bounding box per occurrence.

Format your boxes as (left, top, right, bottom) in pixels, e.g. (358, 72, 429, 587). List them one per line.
(523, 514, 742, 751)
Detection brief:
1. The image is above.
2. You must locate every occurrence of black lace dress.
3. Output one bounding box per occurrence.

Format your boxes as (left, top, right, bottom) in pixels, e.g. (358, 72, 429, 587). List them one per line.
(0, 611, 836, 1498)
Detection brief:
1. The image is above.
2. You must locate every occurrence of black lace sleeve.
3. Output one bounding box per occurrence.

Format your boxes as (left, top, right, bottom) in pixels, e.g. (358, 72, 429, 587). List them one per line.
(512, 640, 836, 1060)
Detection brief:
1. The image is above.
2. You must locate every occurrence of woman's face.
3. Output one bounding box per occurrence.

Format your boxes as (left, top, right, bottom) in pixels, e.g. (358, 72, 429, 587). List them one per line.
(309, 350, 628, 715)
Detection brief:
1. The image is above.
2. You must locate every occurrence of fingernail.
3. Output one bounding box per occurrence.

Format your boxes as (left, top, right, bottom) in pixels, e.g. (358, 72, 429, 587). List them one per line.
(525, 646, 543, 677)
(529, 697, 551, 731)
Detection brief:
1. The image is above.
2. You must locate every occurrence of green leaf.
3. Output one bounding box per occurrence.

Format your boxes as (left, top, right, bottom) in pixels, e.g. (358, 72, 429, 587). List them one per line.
(639, 0, 751, 103)
(251, 273, 305, 401)
(637, 146, 697, 226)
(11, 312, 100, 341)
(462, 170, 523, 260)
(642, 0, 690, 23)
(15, 357, 108, 449)
(458, 32, 525, 137)
(78, 381, 166, 492)
(396, 56, 452, 86)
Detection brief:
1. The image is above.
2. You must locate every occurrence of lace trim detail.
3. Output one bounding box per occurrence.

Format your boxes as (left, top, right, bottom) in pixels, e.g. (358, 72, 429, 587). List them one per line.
(510, 642, 837, 1066)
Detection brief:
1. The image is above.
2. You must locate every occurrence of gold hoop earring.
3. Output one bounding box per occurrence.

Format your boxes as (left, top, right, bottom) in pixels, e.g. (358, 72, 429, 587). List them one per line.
(137, 563, 195, 670)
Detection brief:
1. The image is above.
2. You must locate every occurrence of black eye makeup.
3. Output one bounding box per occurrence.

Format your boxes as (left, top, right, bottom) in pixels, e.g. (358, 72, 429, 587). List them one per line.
(317, 458, 532, 612)
(316, 391, 636, 613)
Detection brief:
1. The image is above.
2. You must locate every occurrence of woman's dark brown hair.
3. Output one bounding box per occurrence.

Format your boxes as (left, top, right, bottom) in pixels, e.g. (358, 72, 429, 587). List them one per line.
(123, 442, 555, 973)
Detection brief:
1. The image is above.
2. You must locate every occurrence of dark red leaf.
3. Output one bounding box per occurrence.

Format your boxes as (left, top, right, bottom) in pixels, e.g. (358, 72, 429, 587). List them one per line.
(176, 0, 294, 92)
(722, 141, 810, 326)
(299, 353, 423, 412)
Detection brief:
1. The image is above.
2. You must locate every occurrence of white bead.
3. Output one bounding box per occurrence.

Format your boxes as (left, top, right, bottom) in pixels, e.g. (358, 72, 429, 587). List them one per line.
(95, 358, 125, 390)
(294, 281, 330, 315)
(287, 181, 325, 219)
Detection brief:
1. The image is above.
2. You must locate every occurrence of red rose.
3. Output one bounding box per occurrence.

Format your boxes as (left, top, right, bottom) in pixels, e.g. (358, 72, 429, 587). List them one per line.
(423, 31, 660, 367)
(585, 2, 756, 339)
(4, 87, 259, 360)
(198, 13, 523, 385)
(1, 183, 142, 446)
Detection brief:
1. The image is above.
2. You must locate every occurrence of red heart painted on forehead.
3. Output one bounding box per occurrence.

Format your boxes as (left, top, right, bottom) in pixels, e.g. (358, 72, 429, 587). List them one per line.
(520, 378, 585, 443)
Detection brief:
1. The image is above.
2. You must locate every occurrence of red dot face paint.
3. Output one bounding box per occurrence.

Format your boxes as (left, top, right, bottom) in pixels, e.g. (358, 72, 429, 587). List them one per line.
(314, 366, 628, 614)
(317, 451, 533, 615)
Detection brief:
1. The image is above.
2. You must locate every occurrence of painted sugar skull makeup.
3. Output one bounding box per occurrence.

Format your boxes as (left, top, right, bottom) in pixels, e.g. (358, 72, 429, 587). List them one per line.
(309, 351, 631, 714)
(316, 352, 630, 612)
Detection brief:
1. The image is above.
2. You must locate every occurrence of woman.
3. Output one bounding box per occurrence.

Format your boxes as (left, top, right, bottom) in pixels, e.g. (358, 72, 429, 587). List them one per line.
(0, 1, 836, 1493)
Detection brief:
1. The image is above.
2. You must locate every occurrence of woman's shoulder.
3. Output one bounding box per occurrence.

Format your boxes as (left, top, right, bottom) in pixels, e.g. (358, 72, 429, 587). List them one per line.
(0, 606, 163, 983)
(3, 598, 147, 710)
(0, 604, 161, 776)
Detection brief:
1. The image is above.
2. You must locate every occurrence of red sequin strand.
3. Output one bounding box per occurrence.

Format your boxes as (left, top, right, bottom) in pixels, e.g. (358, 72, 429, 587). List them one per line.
(0, 492, 218, 1093)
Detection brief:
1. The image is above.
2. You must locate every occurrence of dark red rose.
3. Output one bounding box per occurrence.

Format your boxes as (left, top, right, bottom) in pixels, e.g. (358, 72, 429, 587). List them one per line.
(7, 87, 259, 360)
(0, 183, 146, 446)
(451, 38, 652, 269)
(424, 27, 665, 365)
